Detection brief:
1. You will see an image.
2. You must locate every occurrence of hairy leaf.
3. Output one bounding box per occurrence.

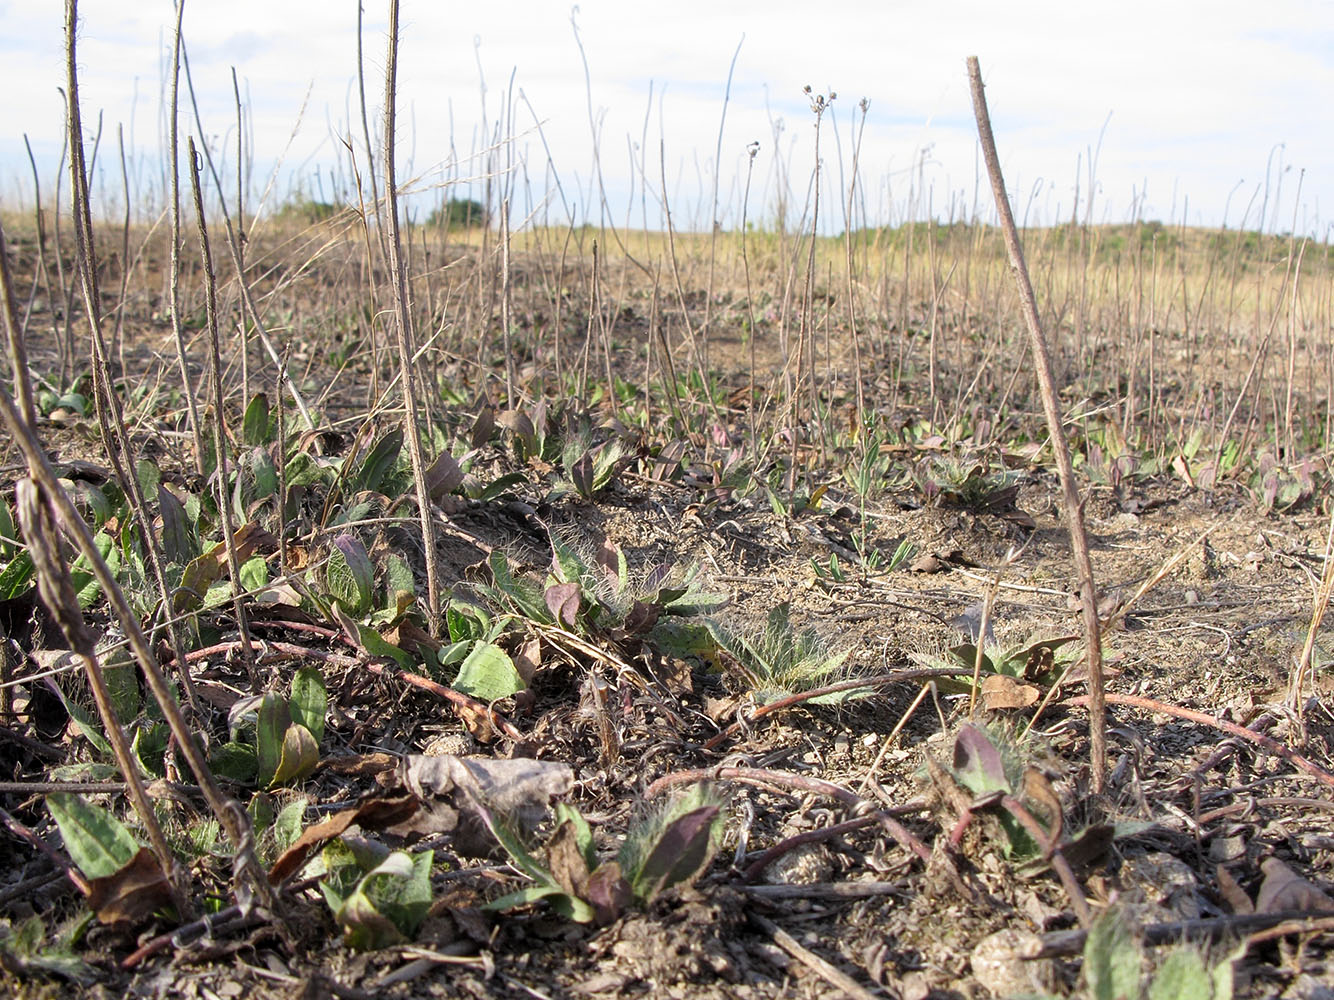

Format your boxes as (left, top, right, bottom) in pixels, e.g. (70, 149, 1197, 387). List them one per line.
(452, 642, 523, 702)
(952, 724, 1011, 798)
(629, 805, 721, 903)
(46, 793, 140, 880)
(326, 533, 374, 618)
(1083, 909, 1142, 1000)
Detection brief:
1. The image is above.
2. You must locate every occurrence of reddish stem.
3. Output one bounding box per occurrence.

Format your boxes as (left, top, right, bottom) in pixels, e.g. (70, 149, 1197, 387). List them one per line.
(1067, 692, 1334, 790)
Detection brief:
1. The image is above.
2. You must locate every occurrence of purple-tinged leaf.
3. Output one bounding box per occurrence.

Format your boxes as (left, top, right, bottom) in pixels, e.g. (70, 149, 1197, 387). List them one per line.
(631, 805, 720, 903)
(424, 449, 465, 499)
(569, 452, 594, 497)
(952, 724, 1010, 799)
(545, 582, 581, 627)
(470, 406, 496, 449)
(585, 861, 633, 926)
(594, 539, 621, 582)
(623, 600, 660, 635)
(546, 819, 591, 898)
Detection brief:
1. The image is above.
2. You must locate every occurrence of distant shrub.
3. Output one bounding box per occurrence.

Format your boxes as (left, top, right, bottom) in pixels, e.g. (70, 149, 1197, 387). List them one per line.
(428, 198, 486, 229)
(274, 197, 341, 224)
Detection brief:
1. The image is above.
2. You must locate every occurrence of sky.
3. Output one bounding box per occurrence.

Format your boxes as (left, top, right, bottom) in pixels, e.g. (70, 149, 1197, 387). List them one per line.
(1, 0, 1331, 236)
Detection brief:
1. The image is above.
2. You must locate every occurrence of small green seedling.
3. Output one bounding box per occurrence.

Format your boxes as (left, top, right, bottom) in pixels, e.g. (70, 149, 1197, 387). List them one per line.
(211, 666, 326, 788)
(319, 838, 434, 950)
(483, 785, 725, 925)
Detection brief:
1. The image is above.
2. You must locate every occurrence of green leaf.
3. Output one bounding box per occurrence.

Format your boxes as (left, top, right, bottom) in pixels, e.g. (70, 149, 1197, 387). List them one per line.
(50, 687, 114, 758)
(103, 651, 141, 724)
(242, 393, 271, 446)
(487, 551, 551, 623)
(332, 849, 434, 950)
(248, 447, 278, 501)
(485, 883, 594, 922)
(452, 642, 523, 702)
(951, 724, 1012, 798)
(272, 798, 307, 855)
(1084, 909, 1143, 1000)
(248, 791, 275, 832)
(354, 428, 402, 494)
(268, 724, 319, 788)
(474, 470, 527, 502)
(67, 481, 111, 530)
(325, 534, 374, 618)
(0, 551, 34, 599)
(71, 531, 117, 608)
(210, 741, 258, 783)
(289, 667, 327, 744)
(1148, 948, 1212, 1000)
(446, 601, 490, 642)
(285, 451, 331, 488)
(239, 554, 269, 594)
(357, 625, 416, 670)
(46, 793, 140, 880)
(157, 485, 195, 565)
(256, 692, 292, 789)
(382, 553, 416, 611)
(549, 536, 585, 586)
(135, 460, 160, 502)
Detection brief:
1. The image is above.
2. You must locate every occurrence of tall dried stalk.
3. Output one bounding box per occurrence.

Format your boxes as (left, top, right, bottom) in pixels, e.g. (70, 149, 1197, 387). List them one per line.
(15, 478, 187, 914)
(383, 0, 442, 635)
(967, 56, 1106, 792)
(167, 0, 206, 473)
(0, 222, 37, 428)
(65, 0, 196, 710)
(187, 136, 254, 662)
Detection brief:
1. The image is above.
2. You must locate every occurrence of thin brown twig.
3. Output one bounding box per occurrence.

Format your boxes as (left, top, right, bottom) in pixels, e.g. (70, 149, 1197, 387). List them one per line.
(749, 912, 881, 1000)
(382, 0, 442, 637)
(1033, 909, 1333, 959)
(1000, 794, 1091, 928)
(1066, 691, 1334, 789)
(157, 636, 523, 741)
(967, 56, 1106, 791)
(702, 667, 969, 752)
(187, 136, 254, 664)
(740, 814, 880, 882)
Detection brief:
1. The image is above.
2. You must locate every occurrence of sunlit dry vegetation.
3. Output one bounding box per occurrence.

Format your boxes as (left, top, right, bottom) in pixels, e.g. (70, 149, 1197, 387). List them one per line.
(1, 3, 1333, 998)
